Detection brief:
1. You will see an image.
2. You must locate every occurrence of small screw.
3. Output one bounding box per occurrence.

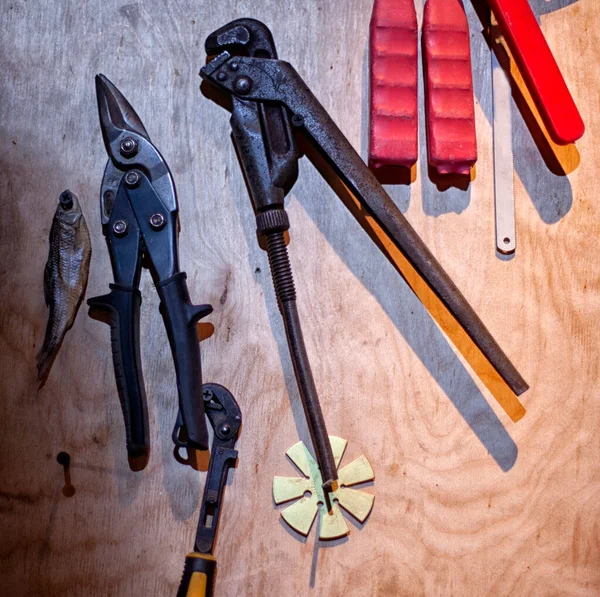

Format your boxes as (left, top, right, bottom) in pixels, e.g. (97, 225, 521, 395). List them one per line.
(149, 213, 166, 230)
(218, 448, 224, 455)
(234, 415, 241, 422)
(217, 71, 227, 81)
(229, 61, 239, 71)
(120, 137, 138, 157)
(234, 76, 252, 94)
(291, 113, 305, 128)
(203, 389, 214, 401)
(113, 220, 128, 236)
(124, 170, 141, 187)
(220, 424, 231, 435)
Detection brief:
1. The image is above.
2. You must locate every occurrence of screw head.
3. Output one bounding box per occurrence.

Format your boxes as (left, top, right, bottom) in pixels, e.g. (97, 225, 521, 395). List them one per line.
(229, 61, 239, 71)
(120, 137, 138, 157)
(220, 424, 231, 435)
(291, 113, 305, 128)
(217, 71, 227, 82)
(113, 219, 128, 237)
(124, 170, 141, 188)
(149, 213, 166, 230)
(233, 75, 252, 94)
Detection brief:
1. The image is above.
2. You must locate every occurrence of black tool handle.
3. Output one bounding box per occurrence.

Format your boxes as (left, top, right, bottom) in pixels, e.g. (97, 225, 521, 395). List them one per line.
(157, 272, 213, 451)
(88, 284, 149, 469)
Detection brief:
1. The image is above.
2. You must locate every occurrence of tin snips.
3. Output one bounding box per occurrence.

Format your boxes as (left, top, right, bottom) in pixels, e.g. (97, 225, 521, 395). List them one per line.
(88, 75, 213, 470)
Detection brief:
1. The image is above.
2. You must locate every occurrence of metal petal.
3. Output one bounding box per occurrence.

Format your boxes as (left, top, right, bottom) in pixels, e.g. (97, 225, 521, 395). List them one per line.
(335, 487, 375, 523)
(281, 497, 319, 536)
(319, 502, 349, 540)
(338, 455, 374, 487)
(273, 476, 311, 505)
(286, 441, 314, 478)
(329, 436, 347, 469)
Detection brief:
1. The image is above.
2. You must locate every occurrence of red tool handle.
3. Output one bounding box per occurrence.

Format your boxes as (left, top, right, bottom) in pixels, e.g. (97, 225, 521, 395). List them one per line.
(368, 0, 418, 171)
(487, 0, 584, 144)
(423, 0, 477, 176)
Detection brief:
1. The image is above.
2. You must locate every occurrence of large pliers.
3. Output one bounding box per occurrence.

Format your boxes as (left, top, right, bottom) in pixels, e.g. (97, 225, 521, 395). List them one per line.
(200, 19, 529, 482)
(88, 75, 212, 469)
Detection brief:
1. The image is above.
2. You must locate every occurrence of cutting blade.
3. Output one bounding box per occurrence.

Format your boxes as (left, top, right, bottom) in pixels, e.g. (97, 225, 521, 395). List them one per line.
(491, 34, 516, 255)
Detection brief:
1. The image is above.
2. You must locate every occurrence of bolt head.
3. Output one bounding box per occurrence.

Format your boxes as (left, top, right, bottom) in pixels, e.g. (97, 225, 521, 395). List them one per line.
(233, 75, 252, 95)
(113, 219, 128, 237)
(229, 61, 239, 71)
(217, 71, 227, 81)
(120, 137, 138, 157)
(149, 213, 166, 230)
(220, 424, 231, 435)
(124, 170, 141, 188)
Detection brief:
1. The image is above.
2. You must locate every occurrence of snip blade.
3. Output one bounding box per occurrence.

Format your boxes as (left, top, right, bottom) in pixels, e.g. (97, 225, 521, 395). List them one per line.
(492, 42, 516, 255)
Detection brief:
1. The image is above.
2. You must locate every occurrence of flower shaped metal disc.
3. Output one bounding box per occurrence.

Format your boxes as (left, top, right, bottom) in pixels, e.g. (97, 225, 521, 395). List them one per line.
(273, 436, 374, 540)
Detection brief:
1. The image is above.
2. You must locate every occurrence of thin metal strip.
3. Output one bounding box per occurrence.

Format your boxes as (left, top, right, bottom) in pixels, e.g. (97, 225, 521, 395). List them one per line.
(492, 47, 516, 254)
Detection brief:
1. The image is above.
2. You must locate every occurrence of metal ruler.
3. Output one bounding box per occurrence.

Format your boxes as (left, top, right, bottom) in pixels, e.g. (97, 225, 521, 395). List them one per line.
(491, 28, 516, 255)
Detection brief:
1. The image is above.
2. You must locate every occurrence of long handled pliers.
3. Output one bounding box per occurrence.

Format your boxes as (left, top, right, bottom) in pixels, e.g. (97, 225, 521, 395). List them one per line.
(89, 75, 212, 469)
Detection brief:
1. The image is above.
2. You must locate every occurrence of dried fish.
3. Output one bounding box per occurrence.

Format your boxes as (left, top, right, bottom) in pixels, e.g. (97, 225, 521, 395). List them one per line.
(37, 190, 91, 387)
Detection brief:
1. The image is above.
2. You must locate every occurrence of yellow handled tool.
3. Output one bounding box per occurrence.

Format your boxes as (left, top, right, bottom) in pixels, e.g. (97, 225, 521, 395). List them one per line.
(177, 554, 216, 597)
(175, 384, 241, 597)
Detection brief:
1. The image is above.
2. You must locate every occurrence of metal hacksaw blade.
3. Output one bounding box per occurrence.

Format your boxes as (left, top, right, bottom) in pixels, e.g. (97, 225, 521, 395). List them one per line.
(491, 24, 516, 255)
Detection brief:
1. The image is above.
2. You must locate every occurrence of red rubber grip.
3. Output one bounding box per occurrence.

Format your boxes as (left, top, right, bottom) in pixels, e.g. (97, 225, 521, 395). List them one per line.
(423, 0, 477, 176)
(368, 0, 418, 170)
(487, 0, 584, 145)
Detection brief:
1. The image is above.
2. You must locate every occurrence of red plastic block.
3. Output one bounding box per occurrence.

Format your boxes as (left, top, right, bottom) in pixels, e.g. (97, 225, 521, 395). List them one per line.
(423, 0, 477, 175)
(368, 0, 418, 171)
(487, 0, 584, 144)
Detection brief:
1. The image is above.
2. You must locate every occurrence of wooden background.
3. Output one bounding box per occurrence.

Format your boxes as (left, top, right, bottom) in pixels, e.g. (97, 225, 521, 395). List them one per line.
(1, 0, 599, 595)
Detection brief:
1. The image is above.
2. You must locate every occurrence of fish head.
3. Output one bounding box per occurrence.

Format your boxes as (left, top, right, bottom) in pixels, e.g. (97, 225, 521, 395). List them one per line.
(55, 190, 83, 226)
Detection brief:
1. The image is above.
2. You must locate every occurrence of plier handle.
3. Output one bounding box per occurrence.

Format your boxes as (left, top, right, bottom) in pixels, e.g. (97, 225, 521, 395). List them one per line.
(88, 75, 212, 469)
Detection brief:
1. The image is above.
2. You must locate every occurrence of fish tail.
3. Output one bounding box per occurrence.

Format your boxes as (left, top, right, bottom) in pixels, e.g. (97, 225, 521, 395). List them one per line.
(36, 340, 60, 389)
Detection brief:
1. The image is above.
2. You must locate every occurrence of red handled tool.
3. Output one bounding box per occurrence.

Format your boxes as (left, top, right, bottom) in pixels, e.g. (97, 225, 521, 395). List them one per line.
(423, 0, 477, 175)
(486, 0, 584, 145)
(368, 0, 418, 172)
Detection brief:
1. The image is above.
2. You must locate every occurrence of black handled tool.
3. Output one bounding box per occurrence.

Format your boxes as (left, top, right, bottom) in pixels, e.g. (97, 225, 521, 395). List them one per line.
(177, 383, 242, 597)
(89, 75, 213, 469)
(199, 20, 528, 471)
(204, 20, 338, 489)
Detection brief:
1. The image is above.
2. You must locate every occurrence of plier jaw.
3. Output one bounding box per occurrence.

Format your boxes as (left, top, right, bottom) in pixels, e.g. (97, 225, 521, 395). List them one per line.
(89, 75, 212, 469)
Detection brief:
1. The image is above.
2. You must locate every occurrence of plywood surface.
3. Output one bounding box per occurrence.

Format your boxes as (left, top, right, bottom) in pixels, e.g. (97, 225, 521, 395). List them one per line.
(1, 1, 599, 595)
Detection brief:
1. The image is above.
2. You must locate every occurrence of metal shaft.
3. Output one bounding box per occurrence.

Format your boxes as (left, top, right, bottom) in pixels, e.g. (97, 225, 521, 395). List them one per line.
(265, 231, 338, 489)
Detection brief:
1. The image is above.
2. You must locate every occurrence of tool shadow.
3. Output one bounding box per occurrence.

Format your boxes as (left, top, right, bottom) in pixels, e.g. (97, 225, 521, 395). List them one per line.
(293, 153, 518, 473)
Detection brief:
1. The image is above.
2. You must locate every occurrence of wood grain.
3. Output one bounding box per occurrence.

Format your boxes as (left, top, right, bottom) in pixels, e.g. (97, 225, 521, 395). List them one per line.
(1, 0, 599, 595)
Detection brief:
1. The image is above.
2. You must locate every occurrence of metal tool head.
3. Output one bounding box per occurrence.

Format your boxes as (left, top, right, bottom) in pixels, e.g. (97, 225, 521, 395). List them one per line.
(201, 21, 299, 211)
(95, 74, 176, 226)
(205, 18, 278, 59)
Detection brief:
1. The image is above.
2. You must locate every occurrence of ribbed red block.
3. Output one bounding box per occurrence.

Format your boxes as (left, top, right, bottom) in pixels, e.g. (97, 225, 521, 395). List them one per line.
(423, 0, 477, 175)
(368, 0, 418, 171)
